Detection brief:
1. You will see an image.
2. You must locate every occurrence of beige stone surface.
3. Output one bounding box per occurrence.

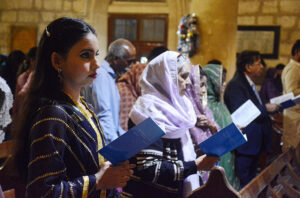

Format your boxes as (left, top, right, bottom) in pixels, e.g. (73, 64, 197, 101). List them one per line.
(39, 23, 49, 37)
(280, 1, 300, 14)
(277, 16, 296, 28)
(238, 1, 260, 14)
(280, 31, 289, 42)
(237, 16, 255, 25)
(63, 1, 72, 11)
(190, 0, 238, 81)
(262, 1, 278, 14)
(55, 12, 76, 19)
(257, 16, 273, 25)
(18, 0, 33, 9)
(41, 12, 56, 22)
(1, 11, 17, 22)
(290, 31, 300, 43)
(0, 37, 8, 46)
(0, 0, 19, 9)
(0, 46, 9, 54)
(18, 11, 39, 23)
(35, 0, 42, 9)
(0, 0, 33, 9)
(280, 43, 292, 56)
(73, 0, 86, 13)
(0, 24, 10, 34)
(43, 0, 62, 11)
(266, 57, 289, 67)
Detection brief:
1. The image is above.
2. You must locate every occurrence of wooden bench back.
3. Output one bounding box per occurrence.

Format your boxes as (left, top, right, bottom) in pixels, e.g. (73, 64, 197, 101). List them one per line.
(187, 166, 241, 198)
(239, 148, 293, 198)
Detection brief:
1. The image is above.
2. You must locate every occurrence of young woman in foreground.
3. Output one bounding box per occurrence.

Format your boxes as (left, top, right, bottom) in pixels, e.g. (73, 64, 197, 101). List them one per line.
(14, 17, 134, 198)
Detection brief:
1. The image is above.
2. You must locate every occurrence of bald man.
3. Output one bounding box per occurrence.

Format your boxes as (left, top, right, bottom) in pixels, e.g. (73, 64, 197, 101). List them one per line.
(83, 39, 136, 143)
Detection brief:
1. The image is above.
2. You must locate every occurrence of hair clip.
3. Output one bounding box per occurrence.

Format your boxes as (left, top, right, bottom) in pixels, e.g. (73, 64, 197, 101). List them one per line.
(45, 27, 51, 37)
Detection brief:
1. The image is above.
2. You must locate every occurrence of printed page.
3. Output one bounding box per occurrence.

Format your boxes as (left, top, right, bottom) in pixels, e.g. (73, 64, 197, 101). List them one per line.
(270, 92, 294, 104)
(231, 99, 261, 128)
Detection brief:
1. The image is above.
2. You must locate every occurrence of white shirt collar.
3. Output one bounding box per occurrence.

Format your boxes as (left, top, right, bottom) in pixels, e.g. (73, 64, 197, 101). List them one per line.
(244, 73, 255, 87)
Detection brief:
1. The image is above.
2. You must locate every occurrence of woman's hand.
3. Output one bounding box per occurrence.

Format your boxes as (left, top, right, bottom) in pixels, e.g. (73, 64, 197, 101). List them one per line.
(195, 155, 219, 171)
(196, 115, 209, 127)
(95, 161, 135, 189)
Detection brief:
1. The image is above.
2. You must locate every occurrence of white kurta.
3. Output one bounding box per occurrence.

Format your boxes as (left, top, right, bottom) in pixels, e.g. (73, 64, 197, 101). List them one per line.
(281, 59, 300, 150)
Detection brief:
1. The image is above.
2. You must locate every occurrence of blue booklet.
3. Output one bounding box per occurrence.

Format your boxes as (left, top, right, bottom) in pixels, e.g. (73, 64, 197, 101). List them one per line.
(98, 118, 165, 165)
(199, 123, 247, 157)
(280, 99, 296, 110)
(270, 93, 300, 111)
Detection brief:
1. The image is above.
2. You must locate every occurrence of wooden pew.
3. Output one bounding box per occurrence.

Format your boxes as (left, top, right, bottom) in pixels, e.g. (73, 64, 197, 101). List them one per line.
(187, 166, 241, 198)
(239, 148, 293, 198)
(188, 146, 300, 198)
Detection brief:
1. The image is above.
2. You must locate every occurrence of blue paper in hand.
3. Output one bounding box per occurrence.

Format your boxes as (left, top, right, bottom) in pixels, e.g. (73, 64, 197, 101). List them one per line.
(199, 123, 247, 157)
(280, 99, 296, 110)
(98, 118, 165, 165)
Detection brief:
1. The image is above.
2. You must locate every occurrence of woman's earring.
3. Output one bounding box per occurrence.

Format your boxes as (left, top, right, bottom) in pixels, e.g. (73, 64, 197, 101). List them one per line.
(58, 68, 62, 82)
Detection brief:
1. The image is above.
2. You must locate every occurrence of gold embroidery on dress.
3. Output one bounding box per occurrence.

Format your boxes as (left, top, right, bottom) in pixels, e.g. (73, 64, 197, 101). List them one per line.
(68, 182, 75, 198)
(77, 179, 83, 186)
(28, 151, 59, 167)
(26, 168, 66, 189)
(30, 133, 86, 174)
(41, 185, 54, 198)
(31, 117, 98, 168)
(35, 105, 96, 143)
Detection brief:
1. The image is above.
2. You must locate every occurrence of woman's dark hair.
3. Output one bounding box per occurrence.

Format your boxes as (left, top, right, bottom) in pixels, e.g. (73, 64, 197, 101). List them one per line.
(236, 50, 260, 74)
(3, 50, 25, 94)
(148, 46, 168, 62)
(222, 68, 227, 83)
(14, 17, 96, 179)
(16, 47, 38, 76)
(276, 63, 285, 70)
(207, 59, 222, 65)
(199, 65, 207, 79)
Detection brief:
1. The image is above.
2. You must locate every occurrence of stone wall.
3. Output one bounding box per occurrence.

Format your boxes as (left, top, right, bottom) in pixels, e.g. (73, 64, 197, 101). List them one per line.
(0, 0, 94, 54)
(238, 0, 300, 67)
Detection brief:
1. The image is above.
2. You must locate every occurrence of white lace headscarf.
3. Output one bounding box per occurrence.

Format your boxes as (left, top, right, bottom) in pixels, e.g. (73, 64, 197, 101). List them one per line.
(129, 51, 197, 139)
(0, 76, 13, 142)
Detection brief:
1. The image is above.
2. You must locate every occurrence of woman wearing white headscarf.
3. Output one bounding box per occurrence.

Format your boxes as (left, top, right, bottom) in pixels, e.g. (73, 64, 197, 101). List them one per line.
(122, 51, 219, 198)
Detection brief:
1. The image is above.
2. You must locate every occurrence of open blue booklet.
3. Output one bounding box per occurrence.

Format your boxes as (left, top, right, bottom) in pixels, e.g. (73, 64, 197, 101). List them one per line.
(199, 123, 247, 157)
(199, 100, 262, 157)
(270, 93, 300, 110)
(98, 118, 165, 165)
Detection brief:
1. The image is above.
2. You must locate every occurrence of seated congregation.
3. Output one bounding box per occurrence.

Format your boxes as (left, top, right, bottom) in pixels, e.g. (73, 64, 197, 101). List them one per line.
(1, 17, 300, 198)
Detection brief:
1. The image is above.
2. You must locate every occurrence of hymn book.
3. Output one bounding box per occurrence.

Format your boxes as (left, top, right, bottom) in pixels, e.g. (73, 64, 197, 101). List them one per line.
(199, 100, 262, 157)
(270, 92, 300, 109)
(231, 99, 261, 128)
(98, 118, 165, 165)
(199, 123, 247, 157)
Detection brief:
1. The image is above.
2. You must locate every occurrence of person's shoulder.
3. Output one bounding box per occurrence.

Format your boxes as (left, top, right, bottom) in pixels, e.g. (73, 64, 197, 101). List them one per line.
(32, 99, 69, 122)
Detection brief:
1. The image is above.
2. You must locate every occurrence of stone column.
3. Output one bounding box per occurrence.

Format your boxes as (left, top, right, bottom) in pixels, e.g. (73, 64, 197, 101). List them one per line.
(189, 0, 238, 80)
